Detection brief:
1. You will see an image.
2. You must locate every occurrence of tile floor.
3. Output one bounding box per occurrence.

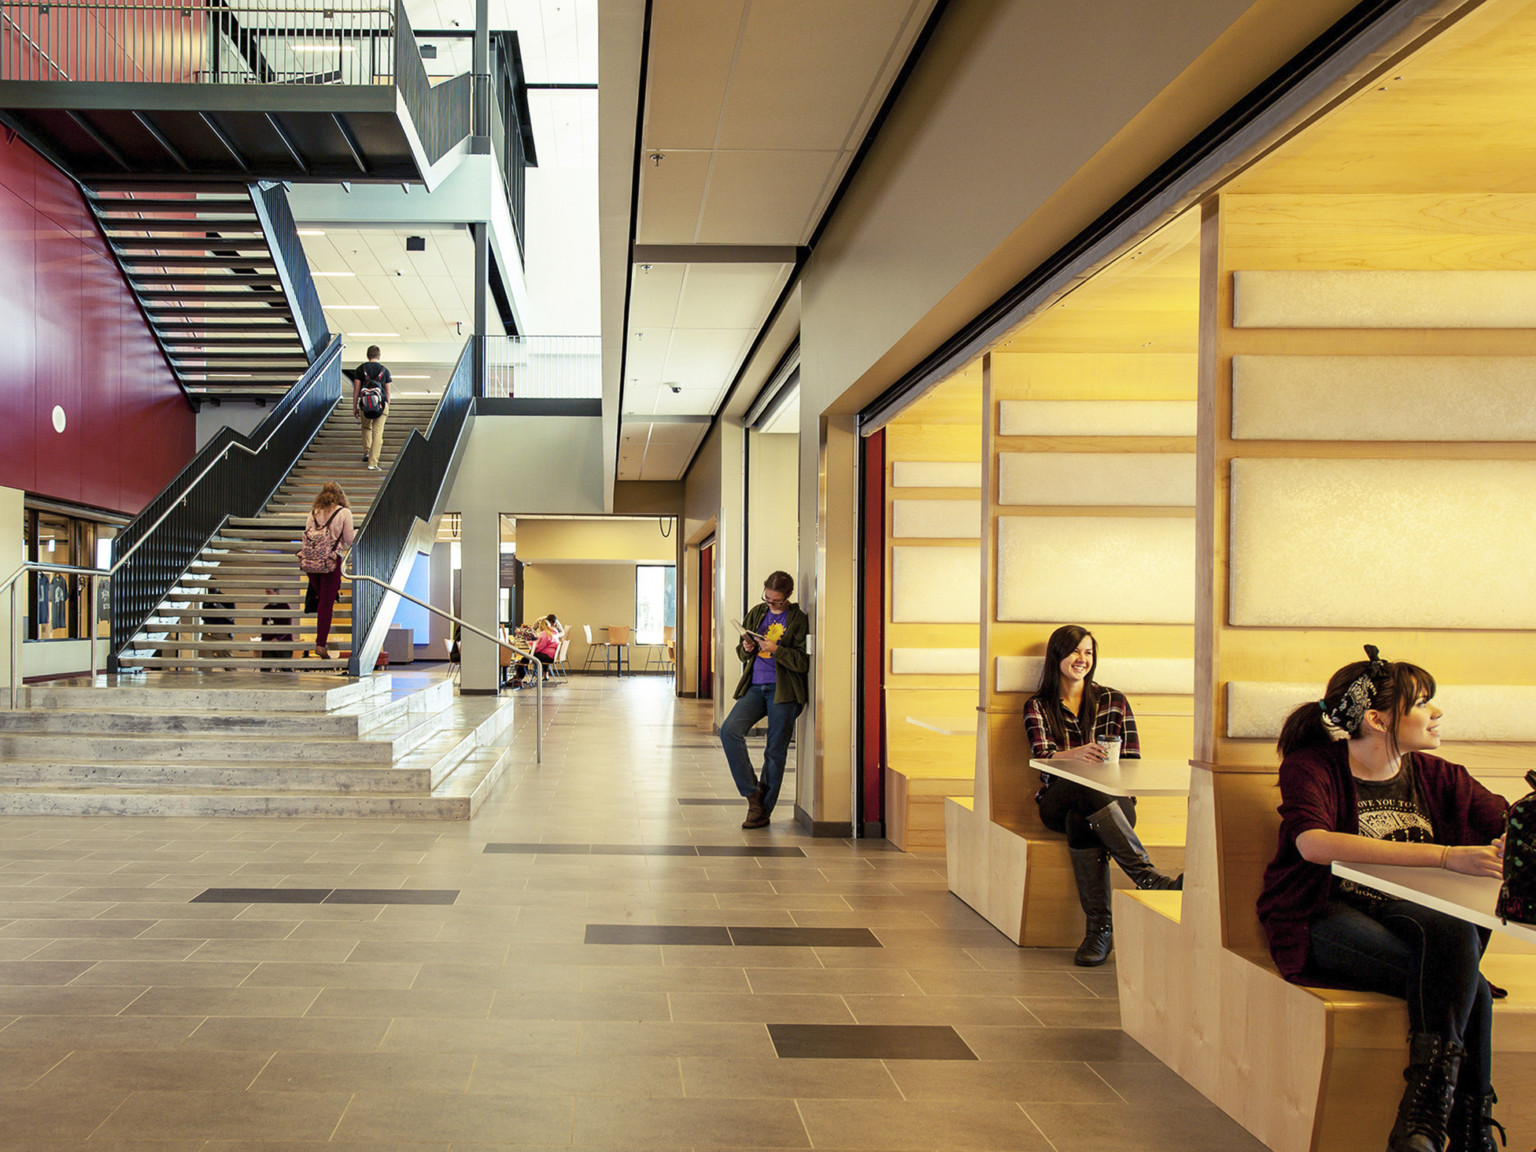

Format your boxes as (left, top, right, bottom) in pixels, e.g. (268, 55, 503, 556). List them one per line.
(0, 673, 1269, 1150)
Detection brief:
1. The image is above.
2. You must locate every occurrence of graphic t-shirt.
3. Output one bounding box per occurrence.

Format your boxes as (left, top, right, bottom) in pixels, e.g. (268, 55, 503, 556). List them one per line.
(751, 609, 787, 686)
(1334, 760, 1436, 909)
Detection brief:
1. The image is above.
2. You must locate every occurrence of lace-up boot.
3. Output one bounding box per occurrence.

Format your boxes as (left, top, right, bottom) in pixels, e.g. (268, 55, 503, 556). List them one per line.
(1388, 1033, 1464, 1152)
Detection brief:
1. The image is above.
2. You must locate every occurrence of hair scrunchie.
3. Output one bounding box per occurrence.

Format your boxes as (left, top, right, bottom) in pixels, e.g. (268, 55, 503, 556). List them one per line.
(1317, 644, 1387, 734)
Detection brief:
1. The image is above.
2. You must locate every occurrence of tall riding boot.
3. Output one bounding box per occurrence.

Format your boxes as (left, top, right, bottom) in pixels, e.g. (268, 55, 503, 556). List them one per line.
(1086, 802, 1182, 891)
(1389, 1033, 1465, 1152)
(1446, 1089, 1505, 1152)
(1069, 847, 1113, 967)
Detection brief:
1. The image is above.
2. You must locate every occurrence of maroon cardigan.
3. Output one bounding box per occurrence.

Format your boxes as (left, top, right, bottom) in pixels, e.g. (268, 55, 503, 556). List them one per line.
(1256, 741, 1508, 982)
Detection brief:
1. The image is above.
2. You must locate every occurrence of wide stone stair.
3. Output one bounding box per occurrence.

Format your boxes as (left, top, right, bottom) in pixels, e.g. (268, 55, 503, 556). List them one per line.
(119, 398, 439, 673)
(0, 673, 518, 818)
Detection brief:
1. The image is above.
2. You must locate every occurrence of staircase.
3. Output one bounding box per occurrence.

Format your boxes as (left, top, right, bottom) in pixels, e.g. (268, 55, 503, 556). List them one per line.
(88, 184, 319, 403)
(117, 397, 440, 673)
(0, 675, 520, 818)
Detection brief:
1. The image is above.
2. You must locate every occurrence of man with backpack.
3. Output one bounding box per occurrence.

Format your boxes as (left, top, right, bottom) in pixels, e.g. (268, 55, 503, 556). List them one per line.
(352, 345, 392, 471)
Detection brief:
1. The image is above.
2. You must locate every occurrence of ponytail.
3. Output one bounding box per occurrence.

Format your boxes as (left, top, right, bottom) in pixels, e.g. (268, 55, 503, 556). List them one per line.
(1277, 702, 1330, 759)
(1276, 647, 1436, 761)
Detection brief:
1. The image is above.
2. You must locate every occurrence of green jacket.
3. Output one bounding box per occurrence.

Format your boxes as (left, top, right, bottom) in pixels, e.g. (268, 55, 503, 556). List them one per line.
(733, 600, 809, 705)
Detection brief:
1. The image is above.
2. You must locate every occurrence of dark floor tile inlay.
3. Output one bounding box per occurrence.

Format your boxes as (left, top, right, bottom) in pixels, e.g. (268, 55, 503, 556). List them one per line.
(769, 1024, 977, 1060)
(191, 889, 330, 904)
(728, 926, 881, 948)
(676, 798, 750, 806)
(192, 888, 458, 906)
(584, 924, 732, 946)
(484, 843, 806, 858)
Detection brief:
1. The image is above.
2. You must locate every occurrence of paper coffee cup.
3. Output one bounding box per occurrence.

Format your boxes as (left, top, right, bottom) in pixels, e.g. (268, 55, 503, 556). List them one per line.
(1099, 737, 1122, 765)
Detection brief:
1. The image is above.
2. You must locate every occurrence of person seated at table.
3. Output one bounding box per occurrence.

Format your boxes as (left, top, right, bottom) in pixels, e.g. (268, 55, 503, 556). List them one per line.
(1257, 646, 1508, 1152)
(1024, 624, 1181, 968)
(510, 619, 557, 688)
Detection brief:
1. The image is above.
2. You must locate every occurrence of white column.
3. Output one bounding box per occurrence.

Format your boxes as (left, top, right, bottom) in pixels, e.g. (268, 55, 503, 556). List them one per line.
(458, 509, 501, 692)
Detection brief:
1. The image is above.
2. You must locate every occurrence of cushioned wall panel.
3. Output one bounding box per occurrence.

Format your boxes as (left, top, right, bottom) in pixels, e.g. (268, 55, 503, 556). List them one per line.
(996, 656, 1195, 695)
(892, 499, 980, 538)
(1227, 681, 1536, 742)
(996, 516, 1195, 623)
(892, 648, 979, 675)
(1229, 458, 1536, 628)
(998, 400, 1197, 437)
(998, 452, 1195, 506)
(1231, 355, 1536, 442)
(892, 546, 980, 623)
(892, 461, 982, 488)
(1232, 270, 1536, 329)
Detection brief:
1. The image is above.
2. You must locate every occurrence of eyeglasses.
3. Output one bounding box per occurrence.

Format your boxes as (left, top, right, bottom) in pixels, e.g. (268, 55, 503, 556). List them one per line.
(761, 592, 787, 607)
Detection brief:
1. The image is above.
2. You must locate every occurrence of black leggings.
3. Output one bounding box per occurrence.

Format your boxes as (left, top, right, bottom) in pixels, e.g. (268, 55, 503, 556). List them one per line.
(1035, 777, 1135, 850)
(1310, 898, 1493, 1094)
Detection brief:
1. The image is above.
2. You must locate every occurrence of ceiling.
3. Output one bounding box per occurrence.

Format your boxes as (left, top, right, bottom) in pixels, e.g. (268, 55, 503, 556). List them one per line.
(300, 225, 500, 393)
(613, 0, 940, 481)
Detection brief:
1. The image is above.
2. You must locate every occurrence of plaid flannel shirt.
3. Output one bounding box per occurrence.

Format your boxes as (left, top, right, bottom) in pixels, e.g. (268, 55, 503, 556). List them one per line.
(1022, 685, 1141, 766)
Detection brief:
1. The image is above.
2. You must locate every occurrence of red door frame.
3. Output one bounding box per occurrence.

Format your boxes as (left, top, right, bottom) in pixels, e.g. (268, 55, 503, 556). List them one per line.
(698, 542, 714, 699)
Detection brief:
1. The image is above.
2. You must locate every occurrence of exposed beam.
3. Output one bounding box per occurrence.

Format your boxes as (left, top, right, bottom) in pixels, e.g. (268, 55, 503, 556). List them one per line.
(263, 113, 308, 174)
(620, 413, 711, 425)
(65, 111, 130, 171)
(330, 113, 369, 174)
(132, 111, 189, 171)
(632, 244, 802, 265)
(199, 112, 249, 171)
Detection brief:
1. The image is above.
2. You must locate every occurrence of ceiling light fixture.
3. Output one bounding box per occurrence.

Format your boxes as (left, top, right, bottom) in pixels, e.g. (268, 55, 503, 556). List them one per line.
(391, 375, 431, 379)
(297, 229, 325, 236)
(311, 271, 355, 277)
(293, 44, 355, 51)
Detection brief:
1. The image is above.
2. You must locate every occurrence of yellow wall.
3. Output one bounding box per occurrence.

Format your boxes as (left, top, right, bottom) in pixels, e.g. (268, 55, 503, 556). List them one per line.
(522, 563, 648, 672)
(515, 518, 675, 563)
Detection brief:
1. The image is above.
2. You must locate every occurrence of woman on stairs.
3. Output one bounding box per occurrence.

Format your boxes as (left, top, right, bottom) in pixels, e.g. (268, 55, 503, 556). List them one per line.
(1024, 625, 1182, 968)
(299, 482, 355, 663)
(1258, 647, 1509, 1152)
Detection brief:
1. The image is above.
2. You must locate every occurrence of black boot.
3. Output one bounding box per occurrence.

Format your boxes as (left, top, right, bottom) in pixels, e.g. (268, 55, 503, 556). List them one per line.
(1389, 1033, 1465, 1152)
(1069, 847, 1113, 967)
(1446, 1089, 1505, 1152)
(1086, 803, 1182, 890)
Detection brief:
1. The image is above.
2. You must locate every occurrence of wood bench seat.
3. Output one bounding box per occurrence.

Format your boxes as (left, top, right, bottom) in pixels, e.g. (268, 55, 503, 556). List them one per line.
(885, 762, 975, 852)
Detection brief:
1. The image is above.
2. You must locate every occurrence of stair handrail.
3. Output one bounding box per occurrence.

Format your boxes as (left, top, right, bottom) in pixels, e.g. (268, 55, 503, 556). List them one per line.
(0, 341, 339, 704)
(249, 180, 330, 363)
(343, 335, 476, 678)
(342, 566, 548, 764)
(105, 336, 344, 669)
(394, 0, 472, 165)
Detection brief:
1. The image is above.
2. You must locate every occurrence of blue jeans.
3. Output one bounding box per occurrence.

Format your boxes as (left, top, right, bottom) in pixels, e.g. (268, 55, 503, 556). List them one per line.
(720, 683, 802, 817)
(1310, 898, 1493, 1094)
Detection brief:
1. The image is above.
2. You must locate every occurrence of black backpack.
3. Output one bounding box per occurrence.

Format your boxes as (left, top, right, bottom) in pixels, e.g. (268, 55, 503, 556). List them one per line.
(357, 365, 386, 418)
(1496, 770, 1536, 925)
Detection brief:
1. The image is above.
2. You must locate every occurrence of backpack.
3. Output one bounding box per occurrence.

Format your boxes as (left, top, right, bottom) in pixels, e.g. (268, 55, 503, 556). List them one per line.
(298, 509, 341, 575)
(357, 365, 386, 419)
(1496, 770, 1536, 925)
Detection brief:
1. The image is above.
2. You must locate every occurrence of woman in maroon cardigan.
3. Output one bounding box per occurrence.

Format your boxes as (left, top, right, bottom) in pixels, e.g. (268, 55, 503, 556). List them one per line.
(1256, 647, 1507, 1152)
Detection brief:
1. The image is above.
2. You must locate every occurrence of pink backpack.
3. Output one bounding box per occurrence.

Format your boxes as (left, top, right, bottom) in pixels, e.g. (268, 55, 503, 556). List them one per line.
(298, 509, 341, 574)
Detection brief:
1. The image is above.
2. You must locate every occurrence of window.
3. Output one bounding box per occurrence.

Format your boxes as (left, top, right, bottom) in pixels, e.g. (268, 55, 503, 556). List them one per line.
(24, 509, 115, 641)
(635, 565, 676, 646)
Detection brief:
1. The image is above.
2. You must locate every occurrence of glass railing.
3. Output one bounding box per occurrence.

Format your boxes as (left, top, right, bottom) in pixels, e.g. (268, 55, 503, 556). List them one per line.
(484, 335, 600, 400)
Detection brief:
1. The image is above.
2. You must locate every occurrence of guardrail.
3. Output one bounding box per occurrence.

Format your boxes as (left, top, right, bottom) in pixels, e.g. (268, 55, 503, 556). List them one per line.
(250, 179, 329, 362)
(345, 334, 474, 676)
(484, 335, 601, 399)
(108, 336, 342, 666)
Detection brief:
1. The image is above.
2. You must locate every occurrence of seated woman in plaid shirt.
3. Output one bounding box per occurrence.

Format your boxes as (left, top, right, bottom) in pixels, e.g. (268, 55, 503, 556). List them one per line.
(1024, 624, 1181, 967)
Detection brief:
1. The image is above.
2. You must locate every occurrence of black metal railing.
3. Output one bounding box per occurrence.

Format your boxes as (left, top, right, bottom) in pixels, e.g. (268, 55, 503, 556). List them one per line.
(250, 179, 329, 362)
(109, 337, 343, 667)
(394, 1, 470, 167)
(490, 32, 533, 261)
(345, 336, 475, 675)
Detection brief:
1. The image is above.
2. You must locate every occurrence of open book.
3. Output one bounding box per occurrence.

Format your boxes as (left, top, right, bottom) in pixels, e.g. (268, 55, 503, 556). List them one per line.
(728, 618, 771, 642)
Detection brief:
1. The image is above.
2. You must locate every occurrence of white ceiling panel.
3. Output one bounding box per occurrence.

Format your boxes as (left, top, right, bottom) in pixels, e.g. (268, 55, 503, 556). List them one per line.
(643, 0, 745, 149)
(697, 150, 840, 245)
(661, 327, 755, 387)
(718, 0, 920, 151)
(635, 152, 711, 244)
(627, 264, 687, 327)
(674, 264, 788, 329)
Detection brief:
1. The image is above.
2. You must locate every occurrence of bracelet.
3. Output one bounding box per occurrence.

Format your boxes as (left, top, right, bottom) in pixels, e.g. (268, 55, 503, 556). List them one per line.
(1439, 845, 1450, 869)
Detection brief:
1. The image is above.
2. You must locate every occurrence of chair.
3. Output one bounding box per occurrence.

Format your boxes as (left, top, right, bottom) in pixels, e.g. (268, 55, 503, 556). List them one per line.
(553, 637, 571, 682)
(443, 637, 459, 685)
(581, 624, 607, 672)
(605, 626, 631, 675)
(644, 625, 675, 674)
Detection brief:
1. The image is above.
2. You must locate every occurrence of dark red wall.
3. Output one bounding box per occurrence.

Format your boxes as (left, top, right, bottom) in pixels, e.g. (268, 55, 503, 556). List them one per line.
(0, 128, 194, 516)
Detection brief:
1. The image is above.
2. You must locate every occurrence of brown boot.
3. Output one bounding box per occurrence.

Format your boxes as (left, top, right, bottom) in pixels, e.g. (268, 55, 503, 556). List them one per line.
(742, 788, 768, 829)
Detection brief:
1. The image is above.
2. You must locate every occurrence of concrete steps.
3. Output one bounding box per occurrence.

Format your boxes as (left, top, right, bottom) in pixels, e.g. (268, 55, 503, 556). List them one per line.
(0, 674, 515, 817)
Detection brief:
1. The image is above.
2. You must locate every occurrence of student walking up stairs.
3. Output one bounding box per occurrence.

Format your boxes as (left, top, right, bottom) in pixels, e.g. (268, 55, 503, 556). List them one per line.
(117, 398, 439, 672)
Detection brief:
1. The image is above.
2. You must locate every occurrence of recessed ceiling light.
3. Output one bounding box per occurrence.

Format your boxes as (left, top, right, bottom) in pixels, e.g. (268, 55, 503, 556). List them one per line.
(293, 44, 356, 52)
(391, 375, 431, 379)
(311, 271, 354, 277)
(297, 229, 325, 236)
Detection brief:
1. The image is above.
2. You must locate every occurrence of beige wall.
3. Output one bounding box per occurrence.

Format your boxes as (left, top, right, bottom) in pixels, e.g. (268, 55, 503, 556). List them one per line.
(746, 431, 798, 588)
(516, 518, 675, 563)
(523, 562, 650, 671)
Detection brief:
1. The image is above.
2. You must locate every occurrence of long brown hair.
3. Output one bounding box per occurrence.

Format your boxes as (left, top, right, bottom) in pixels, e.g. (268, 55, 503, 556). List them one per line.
(1276, 655, 1436, 760)
(1027, 624, 1102, 748)
(313, 482, 349, 513)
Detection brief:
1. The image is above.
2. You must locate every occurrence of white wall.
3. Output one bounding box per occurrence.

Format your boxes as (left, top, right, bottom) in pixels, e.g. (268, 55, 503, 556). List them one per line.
(195, 403, 270, 450)
(448, 415, 606, 514)
(523, 165, 601, 336)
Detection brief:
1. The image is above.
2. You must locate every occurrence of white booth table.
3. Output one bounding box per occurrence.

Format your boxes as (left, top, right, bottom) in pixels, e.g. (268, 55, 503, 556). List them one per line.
(1331, 861, 1536, 946)
(1029, 758, 1193, 798)
(905, 715, 976, 737)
